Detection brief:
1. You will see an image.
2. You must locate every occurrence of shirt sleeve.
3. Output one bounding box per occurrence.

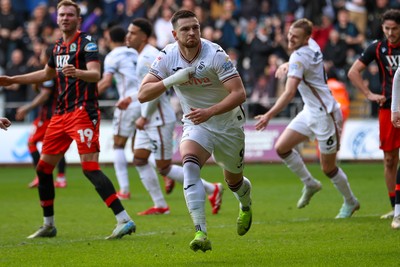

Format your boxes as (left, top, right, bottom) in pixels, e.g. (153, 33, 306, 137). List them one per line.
(212, 48, 239, 83)
(287, 52, 306, 79)
(149, 50, 169, 80)
(392, 68, 400, 112)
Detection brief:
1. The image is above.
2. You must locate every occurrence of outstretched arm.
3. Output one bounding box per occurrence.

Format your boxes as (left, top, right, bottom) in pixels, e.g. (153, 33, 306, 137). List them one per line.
(0, 65, 55, 86)
(255, 76, 300, 131)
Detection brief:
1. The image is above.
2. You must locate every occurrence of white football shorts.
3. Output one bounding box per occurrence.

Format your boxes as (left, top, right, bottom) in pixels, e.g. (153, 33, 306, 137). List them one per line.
(112, 106, 141, 137)
(134, 121, 175, 160)
(287, 108, 343, 154)
(181, 124, 245, 173)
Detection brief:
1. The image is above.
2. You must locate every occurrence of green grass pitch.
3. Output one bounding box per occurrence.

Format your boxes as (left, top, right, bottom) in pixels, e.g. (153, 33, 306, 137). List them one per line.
(0, 162, 399, 266)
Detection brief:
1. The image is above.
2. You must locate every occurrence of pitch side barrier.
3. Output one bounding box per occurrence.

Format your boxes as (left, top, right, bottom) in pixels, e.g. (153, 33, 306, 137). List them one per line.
(0, 119, 379, 164)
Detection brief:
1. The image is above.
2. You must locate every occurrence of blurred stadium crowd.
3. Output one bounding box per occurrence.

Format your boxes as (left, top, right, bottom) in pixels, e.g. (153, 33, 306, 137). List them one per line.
(1, 0, 399, 121)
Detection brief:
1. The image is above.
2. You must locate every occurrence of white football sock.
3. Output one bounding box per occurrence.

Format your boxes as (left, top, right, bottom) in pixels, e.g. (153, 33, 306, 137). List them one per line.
(232, 177, 252, 209)
(114, 148, 129, 193)
(44, 216, 54, 226)
(281, 150, 320, 187)
(115, 210, 131, 223)
(136, 163, 167, 208)
(330, 167, 356, 204)
(183, 161, 206, 233)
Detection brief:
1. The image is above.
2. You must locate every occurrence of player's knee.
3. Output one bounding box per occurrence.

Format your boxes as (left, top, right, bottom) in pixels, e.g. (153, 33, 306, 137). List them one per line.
(113, 144, 125, 149)
(182, 154, 200, 167)
(81, 161, 100, 178)
(36, 160, 55, 174)
(384, 156, 397, 170)
(324, 166, 338, 178)
(276, 149, 292, 159)
(133, 157, 148, 166)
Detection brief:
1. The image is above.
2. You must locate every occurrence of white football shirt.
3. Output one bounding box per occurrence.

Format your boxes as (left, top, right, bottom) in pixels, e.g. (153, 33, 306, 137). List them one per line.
(138, 44, 176, 127)
(149, 38, 245, 132)
(288, 38, 339, 115)
(103, 46, 140, 109)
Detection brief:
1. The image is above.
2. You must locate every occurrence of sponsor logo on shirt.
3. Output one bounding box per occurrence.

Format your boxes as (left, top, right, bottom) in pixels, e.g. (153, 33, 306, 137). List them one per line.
(181, 77, 211, 86)
(84, 42, 98, 52)
(56, 55, 70, 71)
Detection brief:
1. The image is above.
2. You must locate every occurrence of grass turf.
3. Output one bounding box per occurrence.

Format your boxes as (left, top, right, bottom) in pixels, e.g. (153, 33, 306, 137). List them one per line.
(0, 162, 399, 266)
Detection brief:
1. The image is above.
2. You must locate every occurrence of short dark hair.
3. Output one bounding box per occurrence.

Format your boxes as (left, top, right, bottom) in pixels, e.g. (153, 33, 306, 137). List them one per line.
(171, 10, 196, 29)
(108, 25, 126, 43)
(382, 9, 400, 25)
(291, 18, 313, 37)
(132, 18, 153, 37)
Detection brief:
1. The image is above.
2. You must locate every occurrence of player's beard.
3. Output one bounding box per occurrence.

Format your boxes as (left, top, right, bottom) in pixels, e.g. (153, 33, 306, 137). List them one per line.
(183, 37, 200, 49)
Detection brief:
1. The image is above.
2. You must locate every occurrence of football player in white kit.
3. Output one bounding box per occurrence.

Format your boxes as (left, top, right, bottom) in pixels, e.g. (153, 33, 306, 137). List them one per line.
(97, 25, 141, 200)
(116, 18, 224, 216)
(255, 18, 359, 218)
(138, 10, 253, 252)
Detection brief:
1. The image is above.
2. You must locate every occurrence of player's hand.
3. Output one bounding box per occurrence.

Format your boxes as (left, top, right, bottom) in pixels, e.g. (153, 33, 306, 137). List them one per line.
(254, 113, 271, 131)
(0, 76, 13, 86)
(392, 111, 400, 128)
(15, 104, 30, 120)
(163, 66, 196, 88)
(186, 107, 212, 125)
(367, 92, 386, 106)
(115, 96, 132, 110)
(0, 117, 11, 130)
(135, 117, 147, 130)
(275, 63, 289, 79)
(62, 64, 77, 78)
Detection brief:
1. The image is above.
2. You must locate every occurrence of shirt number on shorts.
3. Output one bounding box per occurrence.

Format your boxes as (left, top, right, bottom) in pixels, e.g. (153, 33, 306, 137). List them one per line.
(77, 128, 94, 143)
(326, 136, 334, 146)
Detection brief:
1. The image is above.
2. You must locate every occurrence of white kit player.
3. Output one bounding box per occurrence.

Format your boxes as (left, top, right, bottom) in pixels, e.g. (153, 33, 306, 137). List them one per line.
(255, 18, 359, 218)
(138, 11, 253, 252)
(116, 18, 224, 216)
(97, 25, 141, 199)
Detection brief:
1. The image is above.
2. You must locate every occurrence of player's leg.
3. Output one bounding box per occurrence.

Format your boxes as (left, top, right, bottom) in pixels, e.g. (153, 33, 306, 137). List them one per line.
(320, 152, 359, 218)
(180, 132, 211, 252)
(379, 109, 400, 218)
(113, 135, 130, 199)
(153, 122, 223, 213)
(54, 156, 67, 188)
(134, 148, 169, 215)
(112, 107, 140, 199)
(158, 160, 224, 214)
(28, 153, 64, 239)
(318, 109, 359, 218)
(382, 150, 398, 218)
(391, 153, 400, 228)
(27, 119, 46, 188)
(213, 128, 252, 236)
(27, 115, 68, 238)
(74, 108, 135, 239)
(276, 126, 322, 208)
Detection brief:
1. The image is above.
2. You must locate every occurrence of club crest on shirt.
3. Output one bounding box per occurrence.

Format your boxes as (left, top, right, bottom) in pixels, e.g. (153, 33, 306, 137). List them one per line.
(70, 43, 76, 52)
(84, 42, 98, 52)
(290, 61, 302, 70)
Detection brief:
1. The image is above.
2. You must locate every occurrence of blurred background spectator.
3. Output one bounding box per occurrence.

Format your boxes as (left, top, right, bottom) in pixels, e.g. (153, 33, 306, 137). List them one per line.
(1, 0, 396, 121)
